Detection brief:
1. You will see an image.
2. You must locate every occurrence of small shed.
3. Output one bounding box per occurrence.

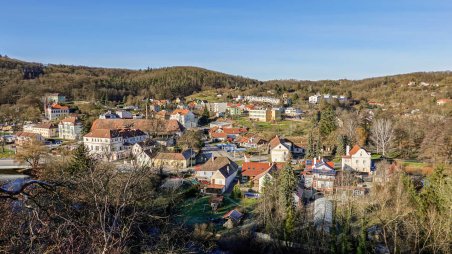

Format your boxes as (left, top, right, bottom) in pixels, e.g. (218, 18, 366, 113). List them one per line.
(222, 209, 243, 228)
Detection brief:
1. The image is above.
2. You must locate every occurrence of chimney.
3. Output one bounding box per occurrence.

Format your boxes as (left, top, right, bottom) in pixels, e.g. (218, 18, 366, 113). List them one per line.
(346, 145, 350, 156)
(226, 166, 230, 174)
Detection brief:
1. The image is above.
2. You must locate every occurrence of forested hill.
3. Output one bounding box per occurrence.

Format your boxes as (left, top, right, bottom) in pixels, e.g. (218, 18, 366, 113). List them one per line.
(1, 55, 451, 107)
(0, 56, 261, 104)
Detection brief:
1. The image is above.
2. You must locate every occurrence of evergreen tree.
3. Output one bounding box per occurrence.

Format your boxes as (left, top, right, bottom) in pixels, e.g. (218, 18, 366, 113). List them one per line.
(336, 135, 347, 156)
(319, 105, 337, 136)
(306, 131, 314, 159)
(315, 132, 322, 157)
(67, 144, 95, 176)
(278, 165, 297, 239)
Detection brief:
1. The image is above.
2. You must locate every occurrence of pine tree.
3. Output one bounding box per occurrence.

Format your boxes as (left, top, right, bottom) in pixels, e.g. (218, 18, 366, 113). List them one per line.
(336, 135, 347, 156)
(278, 165, 297, 239)
(315, 132, 322, 157)
(306, 131, 314, 159)
(319, 105, 337, 136)
(67, 144, 95, 176)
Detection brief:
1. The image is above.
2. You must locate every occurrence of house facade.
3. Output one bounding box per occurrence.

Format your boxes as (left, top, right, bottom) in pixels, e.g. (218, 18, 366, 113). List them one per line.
(83, 128, 148, 161)
(45, 103, 70, 120)
(241, 161, 277, 192)
(58, 117, 83, 140)
(24, 123, 58, 138)
(303, 159, 337, 192)
(152, 149, 196, 170)
(170, 109, 197, 128)
(342, 145, 372, 173)
(195, 157, 238, 193)
(15, 132, 45, 146)
(269, 136, 304, 162)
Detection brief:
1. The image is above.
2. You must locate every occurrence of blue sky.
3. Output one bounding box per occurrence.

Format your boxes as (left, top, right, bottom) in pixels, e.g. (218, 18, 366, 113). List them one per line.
(1, 0, 451, 80)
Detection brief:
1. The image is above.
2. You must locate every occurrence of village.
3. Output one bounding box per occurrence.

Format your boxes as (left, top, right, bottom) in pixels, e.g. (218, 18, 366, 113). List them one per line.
(0, 89, 421, 235)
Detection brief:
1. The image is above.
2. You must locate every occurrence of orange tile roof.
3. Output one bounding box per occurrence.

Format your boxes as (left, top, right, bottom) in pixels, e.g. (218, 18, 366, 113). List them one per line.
(171, 109, 191, 116)
(60, 116, 78, 124)
(91, 119, 184, 134)
(50, 103, 69, 110)
(34, 123, 57, 129)
(269, 135, 282, 149)
(16, 131, 41, 138)
(241, 162, 273, 177)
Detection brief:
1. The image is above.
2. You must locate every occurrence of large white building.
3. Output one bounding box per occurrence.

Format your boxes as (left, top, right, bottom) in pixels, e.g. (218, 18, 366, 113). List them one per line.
(45, 103, 70, 120)
(206, 102, 228, 115)
(83, 128, 148, 161)
(342, 145, 372, 173)
(244, 96, 281, 105)
(58, 117, 83, 140)
(169, 109, 197, 128)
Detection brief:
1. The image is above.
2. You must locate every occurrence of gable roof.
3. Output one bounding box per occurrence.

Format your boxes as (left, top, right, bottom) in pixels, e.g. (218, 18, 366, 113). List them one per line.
(196, 156, 238, 173)
(171, 109, 191, 116)
(91, 119, 184, 134)
(269, 135, 283, 149)
(16, 131, 41, 138)
(60, 116, 79, 124)
(84, 128, 146, 139)
(34, 123, 57, 129)
(223, 209, 243, 221)
(49, 103, 69, 110)
(155, 149, 194, 160)
(343, 145, 370, 158)
(241, 162, 274, 177)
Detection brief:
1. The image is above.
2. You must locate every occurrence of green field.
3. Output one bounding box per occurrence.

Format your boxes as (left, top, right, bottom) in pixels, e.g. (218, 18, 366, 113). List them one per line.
(186, 90, 224, 103)
(0, 148, 15, 159)
(179, 195, 258, 227)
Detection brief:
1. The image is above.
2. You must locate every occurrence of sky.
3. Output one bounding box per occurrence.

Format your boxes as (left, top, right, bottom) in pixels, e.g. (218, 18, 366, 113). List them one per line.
(1, 0, 451, 81)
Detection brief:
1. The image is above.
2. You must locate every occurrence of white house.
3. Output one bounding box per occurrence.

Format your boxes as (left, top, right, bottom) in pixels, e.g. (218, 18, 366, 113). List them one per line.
(45, 103, 69, 120)
(269, 136, 304, 162)
(206, 102, 228, 116)
(303, 158, 337, 192)
(241, 161, 277, 192)
(83, 128, 148, 161)
(58, 117, 83, 140)
(24, 123, 58, 138)
(309, 95, 322, 104)
(169, 109, 197, 128)
(195, 156, 238, 194)
(342, 145, 372, 173)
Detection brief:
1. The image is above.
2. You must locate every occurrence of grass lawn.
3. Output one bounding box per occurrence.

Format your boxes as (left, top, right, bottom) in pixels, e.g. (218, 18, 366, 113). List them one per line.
(0, 148, 15, 159)
(179, 195, 259, 227)
(401, 160, 429, 168)
(187, 90, 224, 103)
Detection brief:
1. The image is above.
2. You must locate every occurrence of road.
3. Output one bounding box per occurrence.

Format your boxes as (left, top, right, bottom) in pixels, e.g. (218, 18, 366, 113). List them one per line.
(0, 159, 29, 170)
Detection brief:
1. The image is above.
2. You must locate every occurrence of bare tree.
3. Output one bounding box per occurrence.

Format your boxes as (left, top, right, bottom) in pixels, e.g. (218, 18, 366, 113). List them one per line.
(370, 118, 394, 156)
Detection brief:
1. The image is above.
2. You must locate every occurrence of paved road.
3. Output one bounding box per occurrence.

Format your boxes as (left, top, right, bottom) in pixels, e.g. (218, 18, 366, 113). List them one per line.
(0, 159, 29, 170)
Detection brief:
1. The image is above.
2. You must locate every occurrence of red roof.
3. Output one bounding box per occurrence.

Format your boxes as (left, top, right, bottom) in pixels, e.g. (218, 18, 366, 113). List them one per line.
(342, 145, 369, 158)
(50, 103, 69, 110)
(242, 162, 273, 177)
(211, 132, 227, 138)
(171, 109, 191, 116)
(60, 116, 78, 124)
